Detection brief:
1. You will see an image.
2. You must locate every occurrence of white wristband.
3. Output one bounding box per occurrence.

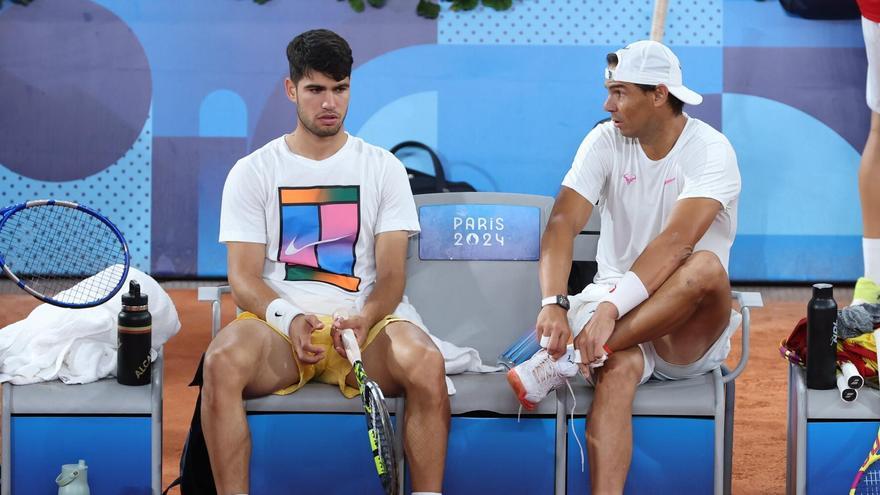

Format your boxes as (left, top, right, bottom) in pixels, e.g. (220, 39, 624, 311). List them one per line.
(601, 271, 649, 320)
(265, 298, 304, 334)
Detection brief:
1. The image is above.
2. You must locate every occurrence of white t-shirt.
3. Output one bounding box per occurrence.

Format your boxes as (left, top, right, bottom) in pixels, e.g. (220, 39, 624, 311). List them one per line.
(562, 116, 741, 286)
(219, 134, 420, 315)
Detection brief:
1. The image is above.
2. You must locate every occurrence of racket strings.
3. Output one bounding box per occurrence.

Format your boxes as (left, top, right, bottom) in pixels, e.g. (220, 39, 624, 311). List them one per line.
(858, 464, 880, 494)
(0, 205, 126, 304)
(366, 383, 397, 493)
(855, 471, 880, 495)
(368, 387, 393, 461)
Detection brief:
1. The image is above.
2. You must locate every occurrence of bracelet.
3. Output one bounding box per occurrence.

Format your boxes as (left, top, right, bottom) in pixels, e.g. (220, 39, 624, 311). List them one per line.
(601, 271, 649, 320)
(265, 298, 304, 334)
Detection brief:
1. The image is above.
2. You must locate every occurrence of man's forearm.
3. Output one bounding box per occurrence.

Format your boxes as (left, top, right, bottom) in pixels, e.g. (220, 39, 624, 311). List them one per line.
(540, 221, 576, 297)
(628, 231, 694, 295)
(229, 273, 285, 320)
(628, 198, 722, 295)
(360, 272, 405, 328)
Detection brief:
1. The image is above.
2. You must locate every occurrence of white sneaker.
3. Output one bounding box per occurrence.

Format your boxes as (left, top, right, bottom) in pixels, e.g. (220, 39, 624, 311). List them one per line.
(507, 348, 579, 410)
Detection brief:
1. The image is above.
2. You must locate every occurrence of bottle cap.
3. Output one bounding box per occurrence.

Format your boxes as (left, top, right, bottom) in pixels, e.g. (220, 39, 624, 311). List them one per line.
(812, 283, 833, 299)
(122, 280, 148, 307)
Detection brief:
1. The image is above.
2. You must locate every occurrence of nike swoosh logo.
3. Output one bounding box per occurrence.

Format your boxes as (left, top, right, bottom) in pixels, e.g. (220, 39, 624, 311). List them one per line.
(664, 177, 676, 185)
(284, 233, 354, 256)
(275, 312, 283, 318)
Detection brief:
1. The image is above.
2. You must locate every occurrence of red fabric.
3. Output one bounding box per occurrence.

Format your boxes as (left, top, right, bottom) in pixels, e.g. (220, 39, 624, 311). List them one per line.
(780, 316, 879, 378)
(859, 0, 880, 23)
(781, 318, 808, 365)
(839, 341, 878, 377)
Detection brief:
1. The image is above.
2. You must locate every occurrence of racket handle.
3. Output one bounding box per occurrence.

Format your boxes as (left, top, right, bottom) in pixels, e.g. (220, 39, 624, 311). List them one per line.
(650, 0, 668, 42)
(840, 361, 864, 390)
(837, 371, 859, 402)
(340, 328, 362, 365)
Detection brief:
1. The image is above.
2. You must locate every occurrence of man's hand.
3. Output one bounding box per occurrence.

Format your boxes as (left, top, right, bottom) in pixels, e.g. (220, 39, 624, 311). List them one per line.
(331, 313, 371, 359)
(536, 305, 572, 360)
(573, 301, 618, 375)
(289, 314, 325, 364)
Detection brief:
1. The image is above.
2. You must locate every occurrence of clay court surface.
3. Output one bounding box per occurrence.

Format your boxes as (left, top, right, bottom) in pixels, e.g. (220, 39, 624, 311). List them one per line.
(0, 286, 852, 494)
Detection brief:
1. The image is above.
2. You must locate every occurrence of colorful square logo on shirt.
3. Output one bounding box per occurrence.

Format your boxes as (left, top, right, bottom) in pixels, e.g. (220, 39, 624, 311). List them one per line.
(277, 186, 361, 292)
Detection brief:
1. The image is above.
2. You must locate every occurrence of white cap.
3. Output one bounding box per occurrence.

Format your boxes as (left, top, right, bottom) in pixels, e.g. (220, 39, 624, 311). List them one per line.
(604, 40, 702, 106)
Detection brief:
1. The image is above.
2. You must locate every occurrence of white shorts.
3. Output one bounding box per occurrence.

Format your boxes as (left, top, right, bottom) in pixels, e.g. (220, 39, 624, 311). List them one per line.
(568, 288, 741, 385)
(864, 16, 880, 113)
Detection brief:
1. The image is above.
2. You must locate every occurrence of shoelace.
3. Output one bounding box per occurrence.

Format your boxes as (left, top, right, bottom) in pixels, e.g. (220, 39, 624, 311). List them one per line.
(565, 377, 585, 472)
(542, 352, 585, 472)
(517, 354, 557, 422)
(515, 377, 585, 473)
(533, 353, 561, 392)
(516, 354, 556, 422)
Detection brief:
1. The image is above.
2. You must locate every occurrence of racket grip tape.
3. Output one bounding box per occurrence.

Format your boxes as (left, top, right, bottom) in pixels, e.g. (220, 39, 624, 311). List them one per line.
(840, 361, 864, 390)
(340, 329, 362, 364)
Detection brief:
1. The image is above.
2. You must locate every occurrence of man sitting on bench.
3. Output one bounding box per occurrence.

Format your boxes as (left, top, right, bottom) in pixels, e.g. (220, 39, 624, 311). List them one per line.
(508, 40, 742, 493)
(203, 29, 449, 495)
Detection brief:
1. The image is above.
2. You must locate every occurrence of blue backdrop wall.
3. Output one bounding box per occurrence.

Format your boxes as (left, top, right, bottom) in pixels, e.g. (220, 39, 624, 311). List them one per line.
(0, 0, 869, 281)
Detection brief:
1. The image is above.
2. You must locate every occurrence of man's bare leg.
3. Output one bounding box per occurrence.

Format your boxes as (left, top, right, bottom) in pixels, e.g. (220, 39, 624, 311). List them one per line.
(859, 112, 880, 298)
(587, 251, 732, 493)
(586, 347, 644, 495)
(606, 250, 732, 364)
(347, 321, 449, 492)
(860, 112, 880, 239)
(202, 319, 301, 494)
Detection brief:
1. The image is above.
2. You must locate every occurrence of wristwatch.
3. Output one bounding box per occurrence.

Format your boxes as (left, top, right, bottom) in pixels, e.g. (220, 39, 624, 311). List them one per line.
(541, 295, 570, 311)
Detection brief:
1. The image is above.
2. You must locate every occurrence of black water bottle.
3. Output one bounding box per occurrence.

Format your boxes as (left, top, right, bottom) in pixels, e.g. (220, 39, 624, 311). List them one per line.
(806, 283, 838, 390)
(117, 280, 152, 386)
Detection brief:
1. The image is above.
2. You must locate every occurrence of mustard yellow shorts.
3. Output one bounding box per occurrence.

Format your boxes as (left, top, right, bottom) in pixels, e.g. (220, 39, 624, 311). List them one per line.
(235, 312, 406, 398)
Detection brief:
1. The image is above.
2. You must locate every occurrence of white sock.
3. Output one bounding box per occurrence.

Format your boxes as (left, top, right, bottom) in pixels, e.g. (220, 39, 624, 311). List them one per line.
(865, 238, 880, 283)
(412, 492, 442, 495)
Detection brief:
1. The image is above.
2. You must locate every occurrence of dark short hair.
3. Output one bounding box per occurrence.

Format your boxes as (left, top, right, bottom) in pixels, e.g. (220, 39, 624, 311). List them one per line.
(287, 29, 353, 84)
(605, 52, 685, 116)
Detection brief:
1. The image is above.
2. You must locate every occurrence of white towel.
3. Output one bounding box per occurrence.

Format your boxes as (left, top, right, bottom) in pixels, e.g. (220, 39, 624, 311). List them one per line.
(0, 267, 181, 385)
(354, 292, 501, 396)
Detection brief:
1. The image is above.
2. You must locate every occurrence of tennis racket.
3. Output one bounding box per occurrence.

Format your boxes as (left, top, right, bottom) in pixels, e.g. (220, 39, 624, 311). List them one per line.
(0, 199, 130, 308)
(851, 425, 880, 494)
(340, 328, 399, 495)
(650, 0, 668, 42)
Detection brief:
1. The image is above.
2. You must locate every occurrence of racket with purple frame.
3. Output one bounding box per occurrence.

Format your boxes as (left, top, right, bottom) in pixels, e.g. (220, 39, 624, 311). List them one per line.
(851, 424, 880, 494)
(0, 199, 129, 308)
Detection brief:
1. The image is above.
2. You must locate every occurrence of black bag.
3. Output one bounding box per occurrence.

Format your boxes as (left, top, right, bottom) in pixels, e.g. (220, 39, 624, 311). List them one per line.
(779, 0, 860, 19)
(390, 141, 476, 195)
(568, 260, 598, 296)
(163, 354, 217, 495)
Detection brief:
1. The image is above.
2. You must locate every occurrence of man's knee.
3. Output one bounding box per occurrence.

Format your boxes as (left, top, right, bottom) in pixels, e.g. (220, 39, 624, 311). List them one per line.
(203, 336, 255, 394)
(595, 348, 644, 392)
(388, 324, 446, 398)
(406, 345, 446, 396)
(681, 251, 728, 295)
